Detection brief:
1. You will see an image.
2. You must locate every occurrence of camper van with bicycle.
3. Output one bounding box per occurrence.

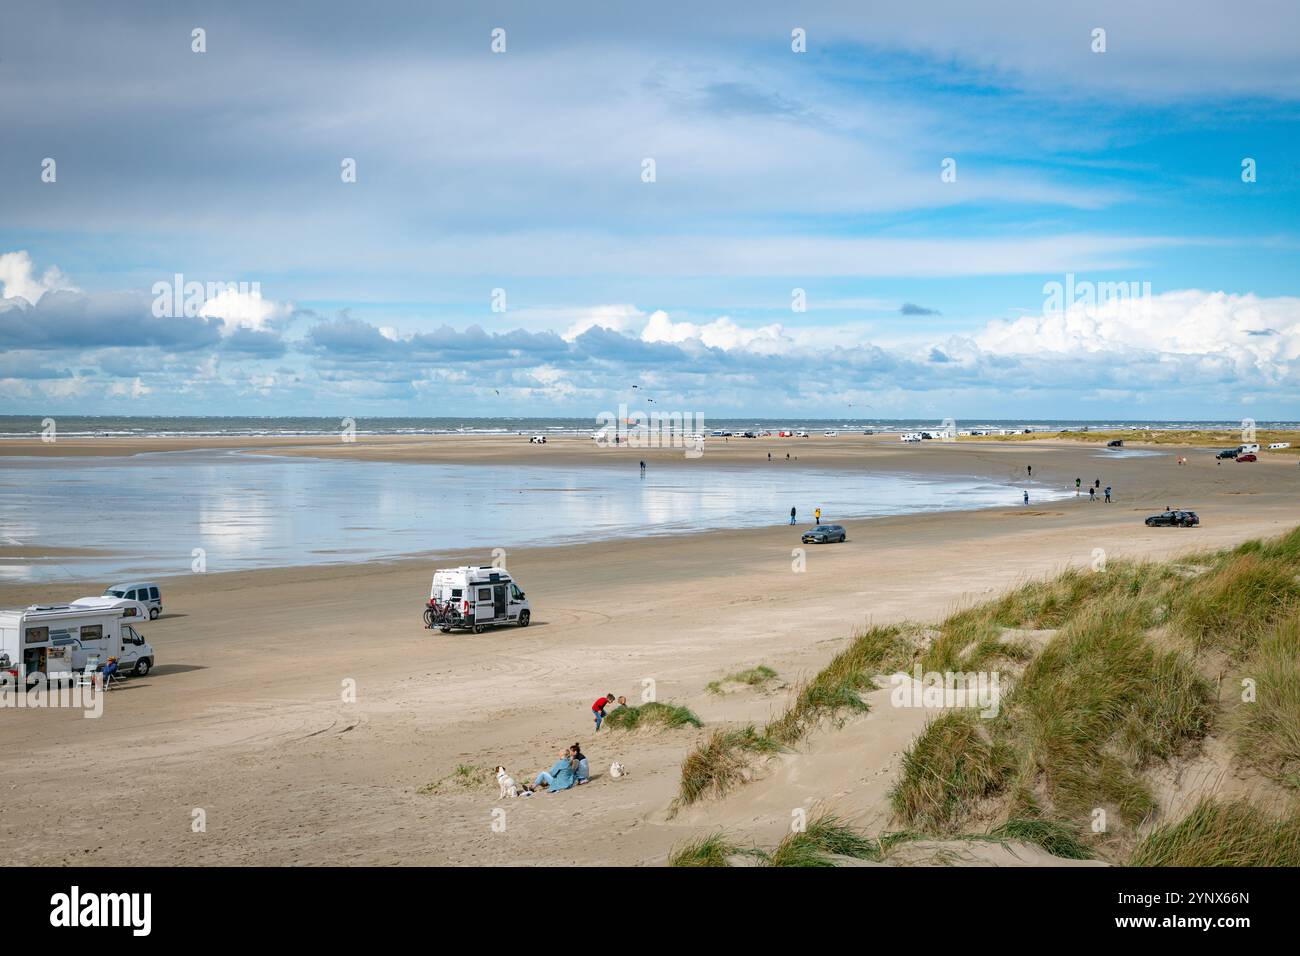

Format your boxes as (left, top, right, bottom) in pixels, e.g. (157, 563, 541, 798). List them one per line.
(423, 566, 532, 634)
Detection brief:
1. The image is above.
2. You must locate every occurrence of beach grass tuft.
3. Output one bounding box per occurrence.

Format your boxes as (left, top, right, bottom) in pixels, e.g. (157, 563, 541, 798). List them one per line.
(890, 711, 1015, 832)
(707, 665, 778, 694)
(676, 726, 780, 806)
(1128, 797, 1300, 867)
(603, 701, 702, 731)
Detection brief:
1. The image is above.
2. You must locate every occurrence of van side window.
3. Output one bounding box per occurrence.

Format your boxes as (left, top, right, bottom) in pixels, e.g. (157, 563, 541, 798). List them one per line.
(80, 625, 103, 641)
(149, 587, 160, 600)
(478, 588, 491, 601)
(451, 589, 462, 599)
(126, 590, 137, 600)
(24, 627, 49, 644)
(511, 584, 523, 600)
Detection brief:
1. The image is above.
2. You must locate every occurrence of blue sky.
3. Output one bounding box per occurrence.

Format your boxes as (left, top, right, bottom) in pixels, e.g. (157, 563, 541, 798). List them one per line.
(1, 0, 1298, 419)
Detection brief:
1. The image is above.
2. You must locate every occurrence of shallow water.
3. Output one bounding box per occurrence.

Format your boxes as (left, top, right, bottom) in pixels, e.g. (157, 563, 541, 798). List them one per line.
(0, 451, 1070, 583)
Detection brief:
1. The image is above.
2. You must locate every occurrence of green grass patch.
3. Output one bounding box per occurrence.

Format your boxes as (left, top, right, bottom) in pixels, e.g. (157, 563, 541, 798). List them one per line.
(1173, 551, 1300, 659)
(891, 712, 1015, 833)
(766, 813, 884, 867)
(603, 701, 702, 731)
(1233, 614, 1300, 788)
(676, 726, 781, 806)
(1128, 797, 1300, 866)
(989, 818, 1094, 860)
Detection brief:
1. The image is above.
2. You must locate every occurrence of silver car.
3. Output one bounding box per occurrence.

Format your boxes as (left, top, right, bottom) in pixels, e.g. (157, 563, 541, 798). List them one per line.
(104, 582, 163, 619)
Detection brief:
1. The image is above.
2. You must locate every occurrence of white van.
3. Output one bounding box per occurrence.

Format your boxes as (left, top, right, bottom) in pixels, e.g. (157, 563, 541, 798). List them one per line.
(0, 601, 157, 682)
(424, 566, 531, 633)
(103, 582, 163, 619)
(1238, 443, 1261, 455)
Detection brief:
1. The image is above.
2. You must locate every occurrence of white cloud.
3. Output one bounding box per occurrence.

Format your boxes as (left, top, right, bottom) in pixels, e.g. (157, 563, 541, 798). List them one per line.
(0, 251, 79, 304)
(198, 286, 293, 334)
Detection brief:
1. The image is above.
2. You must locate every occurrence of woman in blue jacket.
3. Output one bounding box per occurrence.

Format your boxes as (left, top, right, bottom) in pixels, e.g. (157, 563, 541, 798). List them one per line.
(532, 747, 579, 792)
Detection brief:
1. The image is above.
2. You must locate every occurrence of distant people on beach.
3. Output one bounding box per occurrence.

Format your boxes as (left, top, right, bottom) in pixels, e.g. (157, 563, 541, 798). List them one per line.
(815, 507, 822, 524)
(1075, 477, 1081, 495)
(1105, 485, 1112, 503)
(1089, 486, 1096, 500)
(1023, 490, 1029, 505)
(639, 459, 645, 475)
(790, 506, 797, 525)
(573, 742, 590, 785)
(1027, 465, 1032, 477)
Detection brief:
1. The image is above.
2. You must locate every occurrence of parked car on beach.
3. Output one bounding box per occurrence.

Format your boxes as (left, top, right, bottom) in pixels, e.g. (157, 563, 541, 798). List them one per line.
(801, 524, 847, 544)
(1236, 453, 1257, 462)
(1145, 511, 1200, 528)
(103, 582, 162, 619)
(1107, 439, 1124, 447)
(528, 435, 547, 443)
(1216, 448, 1239, 459)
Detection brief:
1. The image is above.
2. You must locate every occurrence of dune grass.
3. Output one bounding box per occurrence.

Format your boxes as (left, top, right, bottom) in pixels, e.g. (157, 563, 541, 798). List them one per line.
(1233, 614, 1300, 788)
(1128, 797, 1300, 867)
(667, 832, 744, 867)
(602, 701, 702, 731)
(989, 818, 1093, 860)
(707, 665, 779, 694)
(766, 813, 885, 867)
(890, 712, 1016, 832)
(676, 726, 781, 806)
(997, 600, 1212, 826)
(764, 625, 913, 746)
(1172, 551, 1300, 659)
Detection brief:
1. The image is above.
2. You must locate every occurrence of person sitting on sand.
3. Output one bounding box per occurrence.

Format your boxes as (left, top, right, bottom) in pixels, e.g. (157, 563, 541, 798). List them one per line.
(533, 747, 579, 792)
(573, 742, 590, 784)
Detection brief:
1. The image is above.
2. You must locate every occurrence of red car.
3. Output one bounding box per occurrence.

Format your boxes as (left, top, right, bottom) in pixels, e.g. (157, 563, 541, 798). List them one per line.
(1236, 453, 1258, 462)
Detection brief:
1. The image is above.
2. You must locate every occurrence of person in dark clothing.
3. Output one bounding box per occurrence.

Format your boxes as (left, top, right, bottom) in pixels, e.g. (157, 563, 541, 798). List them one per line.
(789, 506, 797, 525)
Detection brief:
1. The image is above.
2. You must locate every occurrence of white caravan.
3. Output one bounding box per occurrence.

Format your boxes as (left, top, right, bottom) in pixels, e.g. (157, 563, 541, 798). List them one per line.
(0, 600, 157, 683)
(424, 566, 532, 633)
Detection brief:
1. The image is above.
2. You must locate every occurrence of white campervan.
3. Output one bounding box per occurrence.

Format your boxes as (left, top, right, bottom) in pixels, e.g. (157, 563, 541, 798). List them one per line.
(424, 566, 531, 633)
(0, 600, 157, 683)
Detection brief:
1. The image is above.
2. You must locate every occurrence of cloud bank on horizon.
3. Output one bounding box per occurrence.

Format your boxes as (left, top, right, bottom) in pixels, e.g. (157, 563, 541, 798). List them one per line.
(1, 0, 1297, 419)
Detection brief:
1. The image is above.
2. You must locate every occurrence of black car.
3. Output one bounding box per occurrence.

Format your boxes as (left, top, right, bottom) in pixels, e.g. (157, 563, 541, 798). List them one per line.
(802, 524, 847, 544)
(1107, 439, 1124, 447)
(1145, 510, 1199, 528)
(1216, 448, 1239, 459)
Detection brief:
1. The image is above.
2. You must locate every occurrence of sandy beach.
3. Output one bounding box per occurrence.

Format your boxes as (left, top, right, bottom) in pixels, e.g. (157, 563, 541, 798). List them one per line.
(1, 435, 1295, 865)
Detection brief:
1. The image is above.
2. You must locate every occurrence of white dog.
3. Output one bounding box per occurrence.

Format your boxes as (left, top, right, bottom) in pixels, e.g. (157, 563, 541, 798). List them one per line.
(609, 761, 628, 779)
(495, 766, 518, 799)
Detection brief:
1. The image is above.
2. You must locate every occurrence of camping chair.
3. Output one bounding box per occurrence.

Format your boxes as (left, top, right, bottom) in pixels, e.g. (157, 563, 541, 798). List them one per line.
(76, 655, 101, 688)
(99, 661, 126, 691)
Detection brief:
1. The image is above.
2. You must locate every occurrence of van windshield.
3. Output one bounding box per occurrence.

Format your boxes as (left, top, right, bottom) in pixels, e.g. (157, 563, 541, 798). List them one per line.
(106, 589, 125, 598)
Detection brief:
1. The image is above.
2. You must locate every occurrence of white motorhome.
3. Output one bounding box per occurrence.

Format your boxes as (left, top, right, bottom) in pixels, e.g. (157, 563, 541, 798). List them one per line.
(1238, 443, 1261, 455)
(424, 566, 531, 633)
(0, 600, 156, 683)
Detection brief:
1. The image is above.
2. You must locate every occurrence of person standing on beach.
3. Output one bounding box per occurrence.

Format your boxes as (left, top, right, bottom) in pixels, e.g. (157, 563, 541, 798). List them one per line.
(1027, 465, 1032, 477)
(1105, 485, 1112, 503)
(1089, 486, 1096, 501)
(768, 452, 771, 462)
(790, 506, 797, 525)
(1023, 490, 1029, 505)
(592, 693, 614, 732)
(1075, 477, 1081, 495)
(639, 459, 645, 475)
(815, 507, 822, 525)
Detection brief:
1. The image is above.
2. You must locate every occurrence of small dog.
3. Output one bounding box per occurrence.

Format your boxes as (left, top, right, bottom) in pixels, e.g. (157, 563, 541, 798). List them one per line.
(495, 766, 518, 799)
(609, 761, 628, 779)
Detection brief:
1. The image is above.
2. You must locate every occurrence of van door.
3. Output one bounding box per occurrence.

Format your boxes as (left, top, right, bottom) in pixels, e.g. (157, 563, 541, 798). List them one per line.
(474, 586, 495, 623)
(117, 625, 142, 669)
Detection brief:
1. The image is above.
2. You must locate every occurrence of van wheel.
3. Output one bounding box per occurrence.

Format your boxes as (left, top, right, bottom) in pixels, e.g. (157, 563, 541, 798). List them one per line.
(134, 659, 151, 677)
(473, 624, 485, 634)
(439, 626, 451, 633)
(518, 611, 530, 627)
(149, 608, 160, 620)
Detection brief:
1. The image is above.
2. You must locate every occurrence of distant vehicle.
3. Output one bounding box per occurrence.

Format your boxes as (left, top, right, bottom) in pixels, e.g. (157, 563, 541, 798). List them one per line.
(425, 566, 531, 634)
(1216, 448, 1239, 459)
(103, 582, 162, 619)
(900, 433, 923, 443)
(823, 431, 838, 437)
(802, 524, 847, 544)
(711, 430, 725, 437)
(1236, 453, 1257, 462)
(795, 430, 809, 438)
(1268, 442, 1291, 450)
(0, 600, 156, 681)
(528, 435, 547, 443)
(1145, 511, 1200, 528)
(1238, 443, 1260, 455)
(862, 430, 874, 435)
(721, 431, 733, 437)
(689, 433, 706, 443)
(1107, 439, 1124, 447)
(741, 431, 757, 438)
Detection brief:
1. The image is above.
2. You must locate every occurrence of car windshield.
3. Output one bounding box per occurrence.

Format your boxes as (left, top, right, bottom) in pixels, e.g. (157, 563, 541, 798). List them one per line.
(106, 589, 125, 597)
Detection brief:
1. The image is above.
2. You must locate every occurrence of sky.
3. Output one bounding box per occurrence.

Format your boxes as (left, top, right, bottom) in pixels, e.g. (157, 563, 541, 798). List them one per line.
(1, 0, 1298, 420)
